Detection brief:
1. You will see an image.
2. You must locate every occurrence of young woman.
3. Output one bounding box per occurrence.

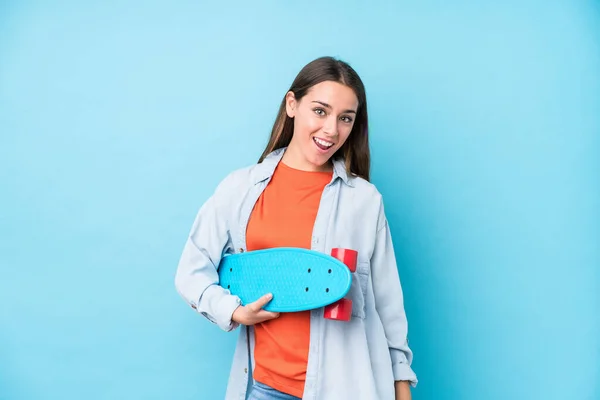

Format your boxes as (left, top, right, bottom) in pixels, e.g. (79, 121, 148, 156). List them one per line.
(175, 56, 418, 400)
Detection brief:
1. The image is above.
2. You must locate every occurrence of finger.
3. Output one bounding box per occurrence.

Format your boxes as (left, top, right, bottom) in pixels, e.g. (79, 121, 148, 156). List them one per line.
(250, 293, 273, 311)
(256, 310, 280, 321)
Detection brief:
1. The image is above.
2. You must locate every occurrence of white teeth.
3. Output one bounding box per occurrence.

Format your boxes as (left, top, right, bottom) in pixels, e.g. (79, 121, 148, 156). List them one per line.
(314, 138, 334, 147)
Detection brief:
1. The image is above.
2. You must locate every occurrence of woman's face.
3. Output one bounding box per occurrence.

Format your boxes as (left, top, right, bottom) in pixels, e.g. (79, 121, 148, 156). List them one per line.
(284, 80, 358, 171)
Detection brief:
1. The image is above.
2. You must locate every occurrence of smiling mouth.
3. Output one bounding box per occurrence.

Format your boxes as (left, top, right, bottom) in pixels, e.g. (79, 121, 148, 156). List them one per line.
(313, 137, 334, 151)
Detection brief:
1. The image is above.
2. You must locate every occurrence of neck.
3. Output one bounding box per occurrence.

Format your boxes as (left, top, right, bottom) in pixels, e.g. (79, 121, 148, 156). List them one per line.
(281, 146, 332, 172)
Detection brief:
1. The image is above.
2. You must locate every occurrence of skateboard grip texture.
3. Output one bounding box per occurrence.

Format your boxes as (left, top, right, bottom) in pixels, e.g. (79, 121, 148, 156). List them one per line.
(218, 248, 352, 312)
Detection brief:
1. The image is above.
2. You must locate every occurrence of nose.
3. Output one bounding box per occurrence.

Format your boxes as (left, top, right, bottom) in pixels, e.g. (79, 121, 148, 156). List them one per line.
(322, 115, 338, 137)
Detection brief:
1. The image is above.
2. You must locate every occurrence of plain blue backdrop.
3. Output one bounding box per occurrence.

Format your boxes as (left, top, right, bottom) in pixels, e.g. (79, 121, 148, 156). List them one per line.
(1, 1, 598, 399)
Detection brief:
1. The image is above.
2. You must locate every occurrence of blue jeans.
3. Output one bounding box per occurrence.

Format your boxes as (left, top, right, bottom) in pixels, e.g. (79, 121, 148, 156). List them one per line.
(247, 381, 302, 400)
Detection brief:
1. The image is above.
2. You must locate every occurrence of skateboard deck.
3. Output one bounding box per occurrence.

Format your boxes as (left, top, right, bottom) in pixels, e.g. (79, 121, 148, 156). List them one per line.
(217, 247, 353, 313)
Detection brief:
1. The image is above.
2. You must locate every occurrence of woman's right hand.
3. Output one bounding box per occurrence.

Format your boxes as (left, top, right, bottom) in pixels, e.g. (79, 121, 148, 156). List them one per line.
(232, 293, 280, 325)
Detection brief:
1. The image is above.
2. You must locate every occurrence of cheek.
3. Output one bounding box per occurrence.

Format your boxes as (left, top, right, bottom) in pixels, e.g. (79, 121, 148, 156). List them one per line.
(295, 113, 322, 136)
(337, 126, 353, 146)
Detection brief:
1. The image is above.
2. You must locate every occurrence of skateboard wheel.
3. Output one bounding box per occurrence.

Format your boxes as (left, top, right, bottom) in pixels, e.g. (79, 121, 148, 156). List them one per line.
(330, 248, 357, 273)
(323, 298, 352, 321)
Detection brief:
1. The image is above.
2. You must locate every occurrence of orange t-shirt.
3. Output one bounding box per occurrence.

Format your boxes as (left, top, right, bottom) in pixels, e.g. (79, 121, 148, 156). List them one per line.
(246, 161, 332, 398)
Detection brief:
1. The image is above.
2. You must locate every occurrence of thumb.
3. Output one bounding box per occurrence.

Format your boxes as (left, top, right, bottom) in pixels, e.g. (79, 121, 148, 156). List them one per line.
(252, 293, 273, 310)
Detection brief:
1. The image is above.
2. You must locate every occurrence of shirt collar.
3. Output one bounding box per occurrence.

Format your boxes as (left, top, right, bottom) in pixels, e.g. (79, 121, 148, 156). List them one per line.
(252, 147, 353, 187)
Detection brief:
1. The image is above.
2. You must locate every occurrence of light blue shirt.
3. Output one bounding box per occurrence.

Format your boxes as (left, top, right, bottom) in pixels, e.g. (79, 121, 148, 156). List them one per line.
(175, 147, 418, 399)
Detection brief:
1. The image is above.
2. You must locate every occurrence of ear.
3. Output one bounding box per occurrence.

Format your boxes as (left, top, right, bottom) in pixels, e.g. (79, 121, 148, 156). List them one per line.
(285, 91, 297, 118)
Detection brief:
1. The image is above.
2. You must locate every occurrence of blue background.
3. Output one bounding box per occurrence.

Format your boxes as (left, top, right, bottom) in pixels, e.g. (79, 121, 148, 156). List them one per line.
(1, 1, 598, 399)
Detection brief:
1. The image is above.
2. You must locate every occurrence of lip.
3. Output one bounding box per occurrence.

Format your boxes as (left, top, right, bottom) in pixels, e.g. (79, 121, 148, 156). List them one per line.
(312, 137, 336, 152)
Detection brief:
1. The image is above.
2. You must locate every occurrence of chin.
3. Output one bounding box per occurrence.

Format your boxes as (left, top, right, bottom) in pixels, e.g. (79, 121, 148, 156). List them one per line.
(308, 154, 332, 168)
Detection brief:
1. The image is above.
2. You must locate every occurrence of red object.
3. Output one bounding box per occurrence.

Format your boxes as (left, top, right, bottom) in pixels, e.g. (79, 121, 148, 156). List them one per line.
(330, 248, 358, 272)
(323, 298, 353, 321)
(324, 248, 358, 321)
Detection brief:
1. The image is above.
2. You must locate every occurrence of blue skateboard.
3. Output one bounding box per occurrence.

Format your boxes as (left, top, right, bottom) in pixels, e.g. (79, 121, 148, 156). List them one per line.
(218, 247, 358, 321)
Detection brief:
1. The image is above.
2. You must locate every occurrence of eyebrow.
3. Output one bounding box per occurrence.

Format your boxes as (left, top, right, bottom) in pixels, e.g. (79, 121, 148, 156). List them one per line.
(312, 100, 357, 114)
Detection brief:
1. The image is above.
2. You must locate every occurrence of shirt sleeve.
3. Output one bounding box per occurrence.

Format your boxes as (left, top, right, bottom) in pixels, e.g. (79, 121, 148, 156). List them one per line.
(370, 199, 418, 386)
(174, 174, 242, 332)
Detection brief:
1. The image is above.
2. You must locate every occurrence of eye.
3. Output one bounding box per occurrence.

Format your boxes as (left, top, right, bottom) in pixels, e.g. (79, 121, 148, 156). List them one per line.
(340, 116, 353, 123)
(313, 108, 326, 116)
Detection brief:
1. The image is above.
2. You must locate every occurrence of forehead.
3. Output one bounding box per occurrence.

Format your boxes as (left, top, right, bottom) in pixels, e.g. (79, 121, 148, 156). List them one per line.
(303, 81, 358, 110)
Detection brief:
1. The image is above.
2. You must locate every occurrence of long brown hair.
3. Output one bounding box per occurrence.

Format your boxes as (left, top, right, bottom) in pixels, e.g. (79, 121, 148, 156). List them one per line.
(258, 56, 370, 181)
